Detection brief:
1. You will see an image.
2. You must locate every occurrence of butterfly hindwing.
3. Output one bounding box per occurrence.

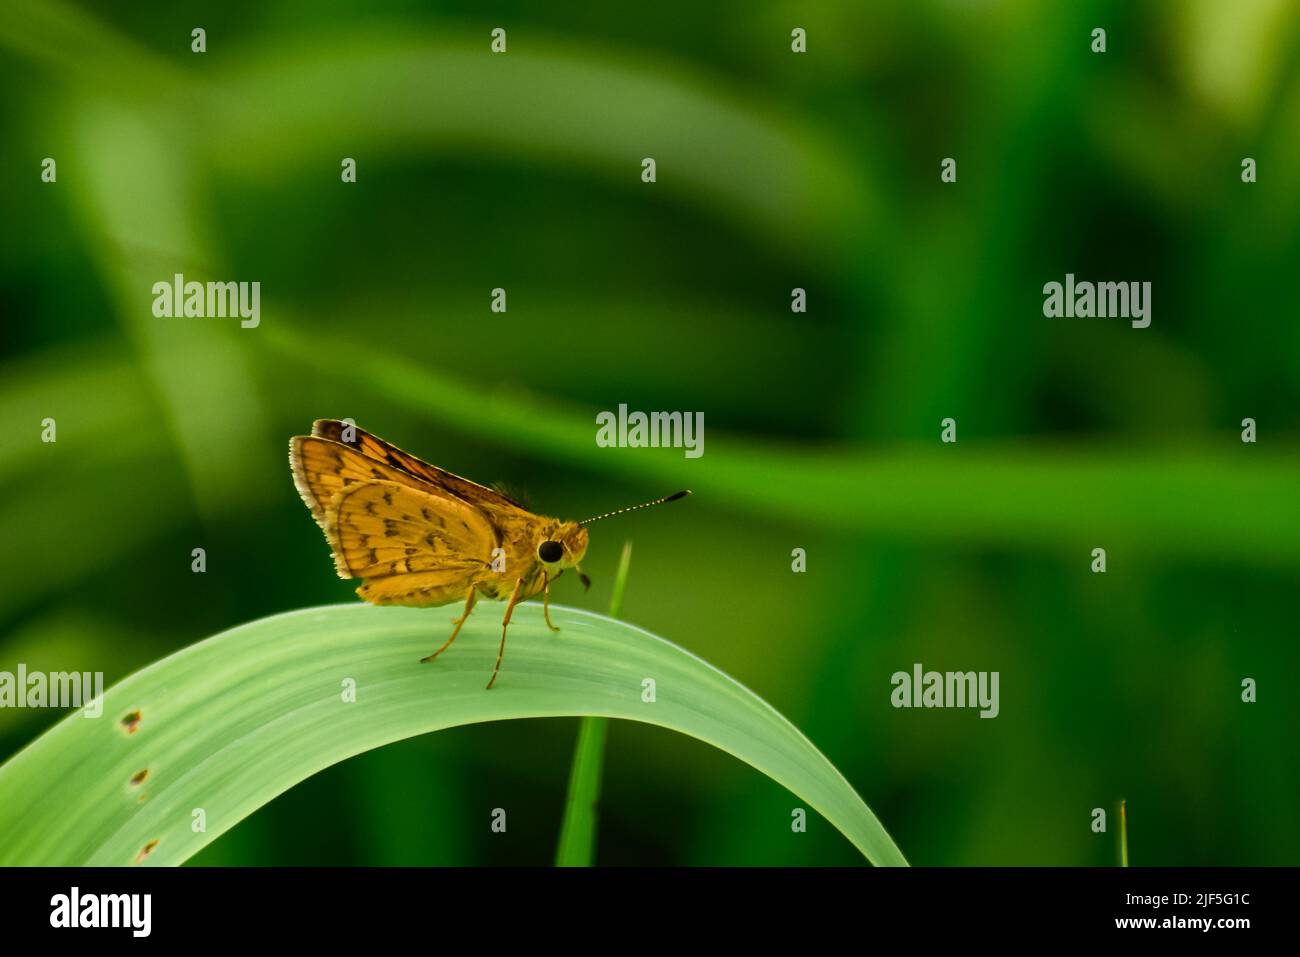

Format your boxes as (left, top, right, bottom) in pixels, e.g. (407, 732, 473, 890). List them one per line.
(356, 569, 485, 607)
(323, 480, 496, 583)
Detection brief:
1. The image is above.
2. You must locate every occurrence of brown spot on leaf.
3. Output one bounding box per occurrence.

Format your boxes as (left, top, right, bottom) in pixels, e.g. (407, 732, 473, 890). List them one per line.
(120, 711, 142, 734)
(130, 768, 149, 786)
(135, 839, 160, 864)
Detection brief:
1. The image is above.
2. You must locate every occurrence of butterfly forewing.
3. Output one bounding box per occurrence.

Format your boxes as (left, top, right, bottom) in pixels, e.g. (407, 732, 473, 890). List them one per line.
(290, 436, 446, 529)
(311, 419, 524, 511)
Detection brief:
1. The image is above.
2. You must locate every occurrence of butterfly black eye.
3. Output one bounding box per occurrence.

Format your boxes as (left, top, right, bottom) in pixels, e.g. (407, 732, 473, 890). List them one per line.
(538, 540, 564, 563)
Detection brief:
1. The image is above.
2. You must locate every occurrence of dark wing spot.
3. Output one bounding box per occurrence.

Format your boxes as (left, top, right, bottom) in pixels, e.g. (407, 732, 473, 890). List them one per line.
(364, 500, 376, 515)
(421, 507, 432, 522)
(384, 519, 399, 537)
(371, 468, 386, 479)
(382, 490, 393, 506)
(368, 547, 379, 565)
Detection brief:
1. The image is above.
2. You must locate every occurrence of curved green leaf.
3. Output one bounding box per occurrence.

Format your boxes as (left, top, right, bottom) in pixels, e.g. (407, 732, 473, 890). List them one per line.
(0, 604, 906, 867)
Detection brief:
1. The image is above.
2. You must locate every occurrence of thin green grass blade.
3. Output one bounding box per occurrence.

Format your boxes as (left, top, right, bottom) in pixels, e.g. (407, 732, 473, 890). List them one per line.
(605, 542, 634, 623)
(554, 714, 610, 867)
(0, 603, 906, 866)
(1120, 799, 1129, 867)
(555, 540, 632, 866)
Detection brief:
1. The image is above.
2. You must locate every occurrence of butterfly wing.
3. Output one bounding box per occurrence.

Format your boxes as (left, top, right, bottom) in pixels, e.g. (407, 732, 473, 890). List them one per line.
(324, 480, 494, 576)
(325, 480, 499, 608)
(290, 434, 453, 532)
(356, 568, 484, 607)
(311, 419, 525, 511)
(290, 422, 543, 608)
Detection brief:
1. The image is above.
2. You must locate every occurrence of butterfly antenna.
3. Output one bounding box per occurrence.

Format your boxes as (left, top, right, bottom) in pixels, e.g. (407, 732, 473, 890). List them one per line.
(578, 489, 691, 526)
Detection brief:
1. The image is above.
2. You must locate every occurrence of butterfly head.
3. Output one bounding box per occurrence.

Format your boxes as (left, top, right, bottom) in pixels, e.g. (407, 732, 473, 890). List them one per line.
(537, 522, 589, 571)
(534, 491, 689, 591)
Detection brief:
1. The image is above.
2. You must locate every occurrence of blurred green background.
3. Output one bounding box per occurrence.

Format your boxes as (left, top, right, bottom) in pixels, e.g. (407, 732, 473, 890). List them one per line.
(2, 0, 1298, 865)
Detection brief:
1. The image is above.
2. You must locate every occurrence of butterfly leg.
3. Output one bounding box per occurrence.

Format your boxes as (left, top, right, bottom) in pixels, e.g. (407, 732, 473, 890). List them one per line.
(421, 588, 478, 663)
(486, 578, 525, 690)
(542, 572, 561, 632)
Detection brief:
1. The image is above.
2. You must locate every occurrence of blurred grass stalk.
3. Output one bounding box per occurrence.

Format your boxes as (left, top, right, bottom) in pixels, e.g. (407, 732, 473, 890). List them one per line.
(555, 541, 632, 867)
(261, 325, 1300, 567)
(1120, 800, 1129, 868)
